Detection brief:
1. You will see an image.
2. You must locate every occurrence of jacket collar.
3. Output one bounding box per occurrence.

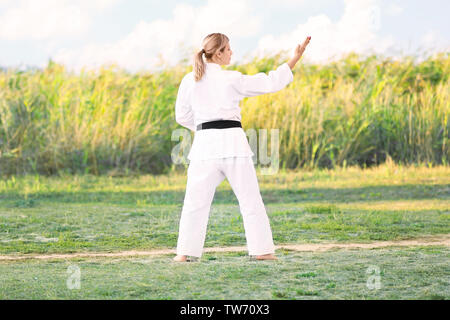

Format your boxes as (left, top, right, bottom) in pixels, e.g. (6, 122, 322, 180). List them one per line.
(206, 62, 222, 72)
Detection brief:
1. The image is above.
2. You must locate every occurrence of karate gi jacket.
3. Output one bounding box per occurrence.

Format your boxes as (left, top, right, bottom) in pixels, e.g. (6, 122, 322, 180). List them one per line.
(175, 61, 294, 160)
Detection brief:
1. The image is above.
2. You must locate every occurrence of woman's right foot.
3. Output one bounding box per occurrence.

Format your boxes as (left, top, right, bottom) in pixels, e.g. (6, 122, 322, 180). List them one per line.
(173, 255, 188, 262)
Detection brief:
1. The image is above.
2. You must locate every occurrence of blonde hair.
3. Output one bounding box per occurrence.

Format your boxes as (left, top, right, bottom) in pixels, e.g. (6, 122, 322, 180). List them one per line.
(194, 33, 229, 82)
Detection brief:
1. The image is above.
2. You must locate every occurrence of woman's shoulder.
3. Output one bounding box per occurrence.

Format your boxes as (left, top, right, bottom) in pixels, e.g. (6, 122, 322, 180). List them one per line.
(222, 69, 241, 76)
(221, 69, 242, 82)
(179, 72, 194, 87)
(183, 71, 194, 81)
(180, 69, 240, 85)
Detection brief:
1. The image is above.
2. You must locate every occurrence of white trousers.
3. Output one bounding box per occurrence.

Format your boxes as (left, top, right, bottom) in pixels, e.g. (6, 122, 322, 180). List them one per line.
(176, 156, 275, 258)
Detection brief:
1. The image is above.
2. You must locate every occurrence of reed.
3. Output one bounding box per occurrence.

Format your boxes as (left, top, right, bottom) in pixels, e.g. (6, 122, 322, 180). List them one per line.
(0, 52, 448, 176)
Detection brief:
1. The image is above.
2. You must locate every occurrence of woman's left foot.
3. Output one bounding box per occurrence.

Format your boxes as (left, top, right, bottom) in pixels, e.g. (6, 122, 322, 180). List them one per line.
(173, 255, 188, 262)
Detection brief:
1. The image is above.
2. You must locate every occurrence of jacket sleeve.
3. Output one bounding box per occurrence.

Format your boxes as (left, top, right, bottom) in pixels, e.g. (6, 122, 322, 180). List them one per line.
(230, 62, 294, 100)
(175, 74, 196, 132)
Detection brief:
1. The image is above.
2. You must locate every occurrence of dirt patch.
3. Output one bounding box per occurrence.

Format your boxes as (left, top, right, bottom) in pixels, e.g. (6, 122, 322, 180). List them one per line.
(0, 234, 448, 261)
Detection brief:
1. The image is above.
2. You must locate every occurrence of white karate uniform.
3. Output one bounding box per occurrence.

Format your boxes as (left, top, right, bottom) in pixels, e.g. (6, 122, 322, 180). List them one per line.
(174, 61, 294, 257)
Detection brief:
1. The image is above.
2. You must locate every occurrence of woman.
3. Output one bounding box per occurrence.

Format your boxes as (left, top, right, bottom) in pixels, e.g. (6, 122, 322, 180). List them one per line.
(173, 33, 311, 262)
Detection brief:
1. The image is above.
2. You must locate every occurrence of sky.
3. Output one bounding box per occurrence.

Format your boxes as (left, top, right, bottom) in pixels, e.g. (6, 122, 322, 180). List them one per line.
(0, 0, 448, 72)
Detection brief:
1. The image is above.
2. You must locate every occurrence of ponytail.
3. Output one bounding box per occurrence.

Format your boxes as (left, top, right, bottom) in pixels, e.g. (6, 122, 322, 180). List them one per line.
(194, 49, 206, 82)
(193, 33, 229, 82)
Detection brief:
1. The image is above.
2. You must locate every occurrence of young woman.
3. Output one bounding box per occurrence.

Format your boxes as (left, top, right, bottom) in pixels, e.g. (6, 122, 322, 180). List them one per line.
(173, 33, 311, 262)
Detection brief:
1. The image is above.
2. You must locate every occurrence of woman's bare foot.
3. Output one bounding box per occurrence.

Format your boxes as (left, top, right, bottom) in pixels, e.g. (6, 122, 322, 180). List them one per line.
(255, 253, 277, 260)
(173, 255, 188, 262)
(173, 255, 199, 262)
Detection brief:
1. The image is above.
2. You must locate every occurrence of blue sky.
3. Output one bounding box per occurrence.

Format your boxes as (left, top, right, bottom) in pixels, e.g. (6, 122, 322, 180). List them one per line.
(0, 0, 448, 72)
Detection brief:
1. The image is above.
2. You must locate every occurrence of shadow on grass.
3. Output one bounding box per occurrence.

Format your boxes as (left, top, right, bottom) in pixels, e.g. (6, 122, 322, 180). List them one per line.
(1, 184, 448, 207)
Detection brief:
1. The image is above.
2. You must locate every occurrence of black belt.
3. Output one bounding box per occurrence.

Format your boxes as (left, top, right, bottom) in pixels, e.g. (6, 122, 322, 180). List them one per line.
(197, 120, 242, 131)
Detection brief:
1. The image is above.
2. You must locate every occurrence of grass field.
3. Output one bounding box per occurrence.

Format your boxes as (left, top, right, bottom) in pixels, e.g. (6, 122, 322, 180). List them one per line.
(0, 163, 449, 299)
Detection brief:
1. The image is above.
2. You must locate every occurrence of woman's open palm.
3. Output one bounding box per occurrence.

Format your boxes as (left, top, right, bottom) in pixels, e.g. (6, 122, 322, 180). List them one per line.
(295, 36, 311, 59)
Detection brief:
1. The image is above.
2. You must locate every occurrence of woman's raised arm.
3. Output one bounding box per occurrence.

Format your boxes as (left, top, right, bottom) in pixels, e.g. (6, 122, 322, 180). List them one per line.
(229, 36, 311, 100)
(229, 63, 294, 99)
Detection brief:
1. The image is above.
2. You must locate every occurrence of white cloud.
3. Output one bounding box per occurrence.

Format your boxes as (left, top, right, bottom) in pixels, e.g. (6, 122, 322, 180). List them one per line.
(249, 0, 396, 64)
(264, 0, 308, 7)
(0, 0, 14, 6)
(386, 3, 404, 16)
(0, 0, 120, 40)
(419, 29, 450, 56)
(53, 0, 263, 72)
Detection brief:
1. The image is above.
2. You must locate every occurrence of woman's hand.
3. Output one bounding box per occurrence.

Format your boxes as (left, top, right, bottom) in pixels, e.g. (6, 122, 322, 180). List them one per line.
(294, 36, 311, 59)
(288, 36, 311, 70)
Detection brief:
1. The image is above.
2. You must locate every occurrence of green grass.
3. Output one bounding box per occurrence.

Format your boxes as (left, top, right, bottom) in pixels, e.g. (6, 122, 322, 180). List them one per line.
(0, 163, 448, 299)
(0, 163, 448, 254)
(0, 246, 448, 299)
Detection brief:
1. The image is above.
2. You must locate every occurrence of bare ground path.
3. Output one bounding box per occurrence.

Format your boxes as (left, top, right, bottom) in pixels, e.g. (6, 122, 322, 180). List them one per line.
(0, 234, 449, 261)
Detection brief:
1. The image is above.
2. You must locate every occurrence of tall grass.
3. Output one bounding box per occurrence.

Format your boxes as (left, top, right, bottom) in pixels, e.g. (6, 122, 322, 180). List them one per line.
(0, 52, 448, 176)
(240, 52, 449, 169)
